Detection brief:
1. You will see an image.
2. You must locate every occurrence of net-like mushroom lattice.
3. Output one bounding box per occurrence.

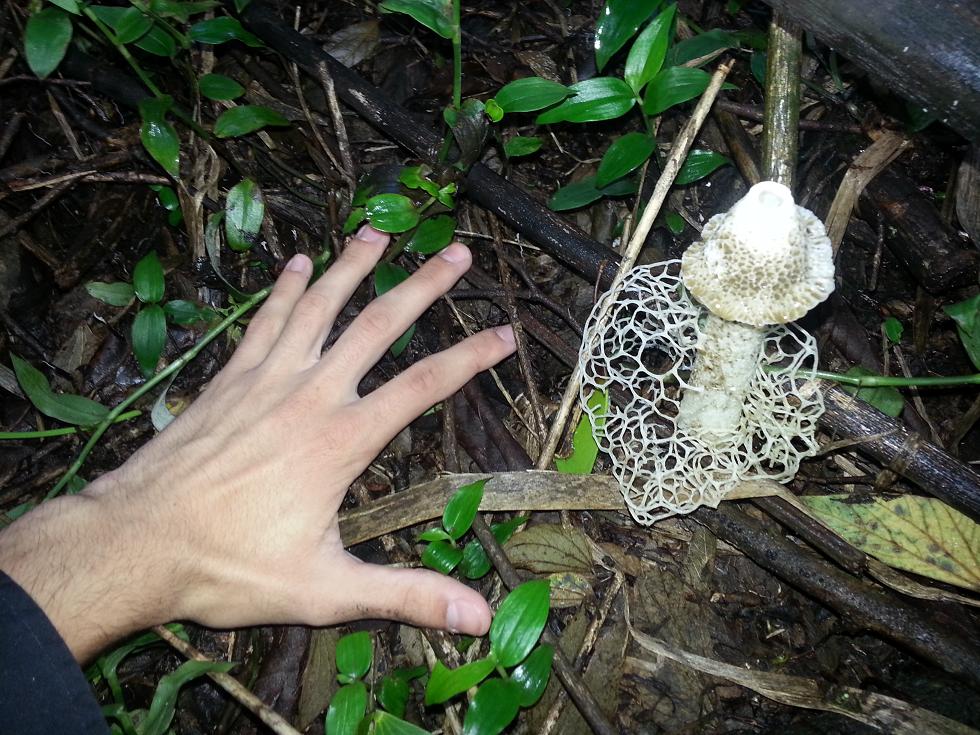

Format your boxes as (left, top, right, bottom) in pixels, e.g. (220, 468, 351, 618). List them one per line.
(578, 261, 824, 525)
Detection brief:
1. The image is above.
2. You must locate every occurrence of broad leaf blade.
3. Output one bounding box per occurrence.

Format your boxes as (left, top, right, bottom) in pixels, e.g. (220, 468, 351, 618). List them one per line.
(86, 281, 135, 307)
(371, 710, 432, 735)
(225, 178, 265, 252)
(405, 215, 455, 255)
(536, 77, 635, 124)
(424, 657, 496, 705)
(138, 97, 180, 177)
(461, 678, 521, 735)
(549, 175, 637, 211)
(374, 262, 415, 356)
(25, 8, 73, 79)
(325, 682, 367, 735)
(674, 149, 731, 185)
(378, 0, 454, 39)
(214, 105, 289, 138)
(421, 540, 463, 575)
(133, 251, 165, 303)
(665, 28, 736, 67)
(10, 353, 109, 426)
(624, 3, 675, 93)
(643, 66, 711, 116)
(594, 0, 662, 72)
(488, 579, 550, 667)
(199, 73, 245, 100)
(943, 295, 980, 371)
(802, 495, 980, 591)
(140, 660, 235, 735)
(596, 132, 656, 189)
(335, 631, 373, 681)
(503, 135, 542, 158)
(510, 644, 554, 707)
(377, 674, 410, 718)
(189, 16, 263, 46)
(492, 77, 573, 114)
(442, 478, 486, 540)
(841, 367, 904, 417)
(366, 194, 420, 233)
(132, 304, 167, 377)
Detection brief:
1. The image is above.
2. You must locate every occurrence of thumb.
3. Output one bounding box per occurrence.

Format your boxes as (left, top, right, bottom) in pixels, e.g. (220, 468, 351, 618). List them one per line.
(323, 556, 492, 636)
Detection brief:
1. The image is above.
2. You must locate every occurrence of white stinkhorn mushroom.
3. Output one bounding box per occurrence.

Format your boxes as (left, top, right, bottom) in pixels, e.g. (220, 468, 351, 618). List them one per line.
(579, 182, 835, 525)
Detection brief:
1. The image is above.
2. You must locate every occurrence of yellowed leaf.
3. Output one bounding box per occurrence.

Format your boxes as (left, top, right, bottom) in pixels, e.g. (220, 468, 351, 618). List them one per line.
(802, 494, 980, 591)
(504, 523, 594, 575)
(548, 572, 594, 608)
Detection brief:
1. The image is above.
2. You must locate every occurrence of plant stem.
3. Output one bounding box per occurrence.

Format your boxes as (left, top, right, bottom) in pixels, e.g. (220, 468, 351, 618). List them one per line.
(0, 411, 141, 441)
(82, 6, 164, 98)
(451, 0, 462, 111)
(814, 370, 980, 388)
(45, 287, 271, 499)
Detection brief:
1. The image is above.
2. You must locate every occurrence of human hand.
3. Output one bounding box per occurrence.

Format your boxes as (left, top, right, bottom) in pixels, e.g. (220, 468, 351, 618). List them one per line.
(0, 227, 515, 662)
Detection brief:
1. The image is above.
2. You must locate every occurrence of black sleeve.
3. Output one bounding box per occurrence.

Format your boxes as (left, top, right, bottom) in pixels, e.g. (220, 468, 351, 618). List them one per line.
(0, 570, 108, 735)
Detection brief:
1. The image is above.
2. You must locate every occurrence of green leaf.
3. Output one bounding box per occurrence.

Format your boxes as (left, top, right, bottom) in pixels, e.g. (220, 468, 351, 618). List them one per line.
(374, 262, 415, 356)
(489, 579, 550, 667)
(336, 631, 373, 681)
(436, 183, 456, 208)
(643, 66, 711, 116)
(48, 0, 80, 14)
(484, 98, 503, 122)
(421, 540, 463, 575)
(548, 175, 638, 211)
(510, 644, 554, 707)
(225, 178, 265, 252)
(841, 366, 904, 417)
(199, 72, 245, 100)
(442, 478, 487, 540)
(164, 299, 215, 325)
(750, 51, 767, 86)
(674, 149, 731, 185)
(371, 711, 432, 735)
(398, 166, 440, 197)
(536, 77, 635, 124)
(405, 215, 455, 255)
(503, 135, 542, 158)
(189, 16, 263, 47)
(114, 7, 153, 43)
(555, 389, 607, 474)
(624, 3, 675, 94)
(10, 353, 110, 426)
(419, 527, 454, 543)
(86, 281, 135, 307)
(462, 678, 521, 735)
(665, 28, 736, 67)
(133, 251, 165, 303)
(365, 193, 420, 233)
(424, 657, 496, 705)
(25, 8, 73, 79)
(343, 208, 367, 234)
(665, 211, 685, 234)
(883, 317, 904, 344)
(138, 96, 180, 177)
(596, 132, 656, 188)
(379, 0, 454, 39)
(95, 627, 184, 704)
(459, 516, 528, 580)
(213, 105, 289, 138)
(325, 682, 368, 735)
(132, 304, 167, 377)
(140, 660, 235, 735)
(493, 77, 574, 114)
(377, 674, 409, 718)
(594, 0, 662, 72)
(944, 295, 980, 371)
(801, 495, 980, 591)
(133, 24, 177, 56)
(149, 0, 218, 22)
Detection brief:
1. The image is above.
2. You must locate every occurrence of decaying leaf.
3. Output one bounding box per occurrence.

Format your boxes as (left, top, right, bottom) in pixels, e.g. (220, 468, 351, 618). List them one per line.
(325, 20, 380, 68)
(802, 494, 980, 591)
(547, 571, 594, 608)
(504, 523, 594, 575)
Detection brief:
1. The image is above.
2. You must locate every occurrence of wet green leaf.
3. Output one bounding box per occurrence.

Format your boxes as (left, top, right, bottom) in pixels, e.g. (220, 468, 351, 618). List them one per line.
(459, 515, 527, 580)
(199, 72, 245, 100)
(442, 478, 486, 540)
(10, 353, 110, 426)
(336, 631, 373, 682)
(750, 51, 767, 86)
(489, 579, 550, 667)
(665, 28, 736, 67)
(379, 0, 454, 39)
(675, 149, 731, 185)
(841, 366, 904, 417)
(802, 495, 980, 591)
(421, 540, 463, 575)
(462, 678, 521, 735)
(503, 135, 542, 158)
(25, 8, 73, 79)
(374, 262, 415, 356)
(365, 193, 420, 233)
(225, 178, 264, 252)
(398, 166, 440, 197)
(419, 527, 454, 542)
(594, 0, 662, 72)
(86, 281, 135, 307)
(643, 66, 711, 116)
(164, 299, 215, 325)
(596, 132, 656, 188)
(132, 304, 167, 377)
(371, 710, 432, 734)
(115, 7, 153, 43)
(493, 77, 573, 114)
(536, 77, 635, 124)
(549, 175, 638, 211)
(555, 390, 607, 474)
(189, 16, 263, 46)
(484, 98, 503, 122)
(624, 3, 675, 93)
(943, 294, 980, 370)
(48, 0, 80, 14)
(665, 211, 685, 234)
(883, 317, 904, 344)
(133, 251, 165, 303)
(510, 644, 554, 707)
(214, 105, 289, 138)
(377, 674, 409, 717)
(141, 660, 234, 735)
(134, 24, 177, 56)
(325, 682, 367, 735)
(138, 96, 180, 177)
(149, 0, 217, 21)
(405, 215, 455, 254)
(424, 657, 496, 705)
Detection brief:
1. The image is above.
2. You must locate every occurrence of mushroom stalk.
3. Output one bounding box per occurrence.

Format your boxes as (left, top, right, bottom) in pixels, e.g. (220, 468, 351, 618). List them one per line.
(677, 315, 766, 437)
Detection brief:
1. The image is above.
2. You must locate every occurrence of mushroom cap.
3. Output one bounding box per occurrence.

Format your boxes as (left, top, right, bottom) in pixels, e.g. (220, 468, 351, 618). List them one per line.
(681, 181, 835, 327)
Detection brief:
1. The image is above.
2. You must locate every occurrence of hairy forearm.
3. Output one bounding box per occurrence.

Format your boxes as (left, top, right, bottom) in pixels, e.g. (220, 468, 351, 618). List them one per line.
(0, 482, 177, 663)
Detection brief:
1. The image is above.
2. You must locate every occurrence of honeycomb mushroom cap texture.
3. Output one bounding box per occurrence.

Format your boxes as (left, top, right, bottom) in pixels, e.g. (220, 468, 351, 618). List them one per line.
(681, 181, 835, 327)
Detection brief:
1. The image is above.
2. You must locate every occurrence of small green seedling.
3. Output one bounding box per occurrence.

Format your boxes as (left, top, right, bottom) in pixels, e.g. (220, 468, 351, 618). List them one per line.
(418, 478, 526, 579)
(425, 579, 554, 735)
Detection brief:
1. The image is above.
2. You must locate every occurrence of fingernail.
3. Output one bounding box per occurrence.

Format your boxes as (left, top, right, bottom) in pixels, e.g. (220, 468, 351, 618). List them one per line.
(438, 243, 469, 264)
(284, 254, 311, 272)
(446, 599, 488, 635)
(494, 325, 516, 346)
(354, 224, 388, 244)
